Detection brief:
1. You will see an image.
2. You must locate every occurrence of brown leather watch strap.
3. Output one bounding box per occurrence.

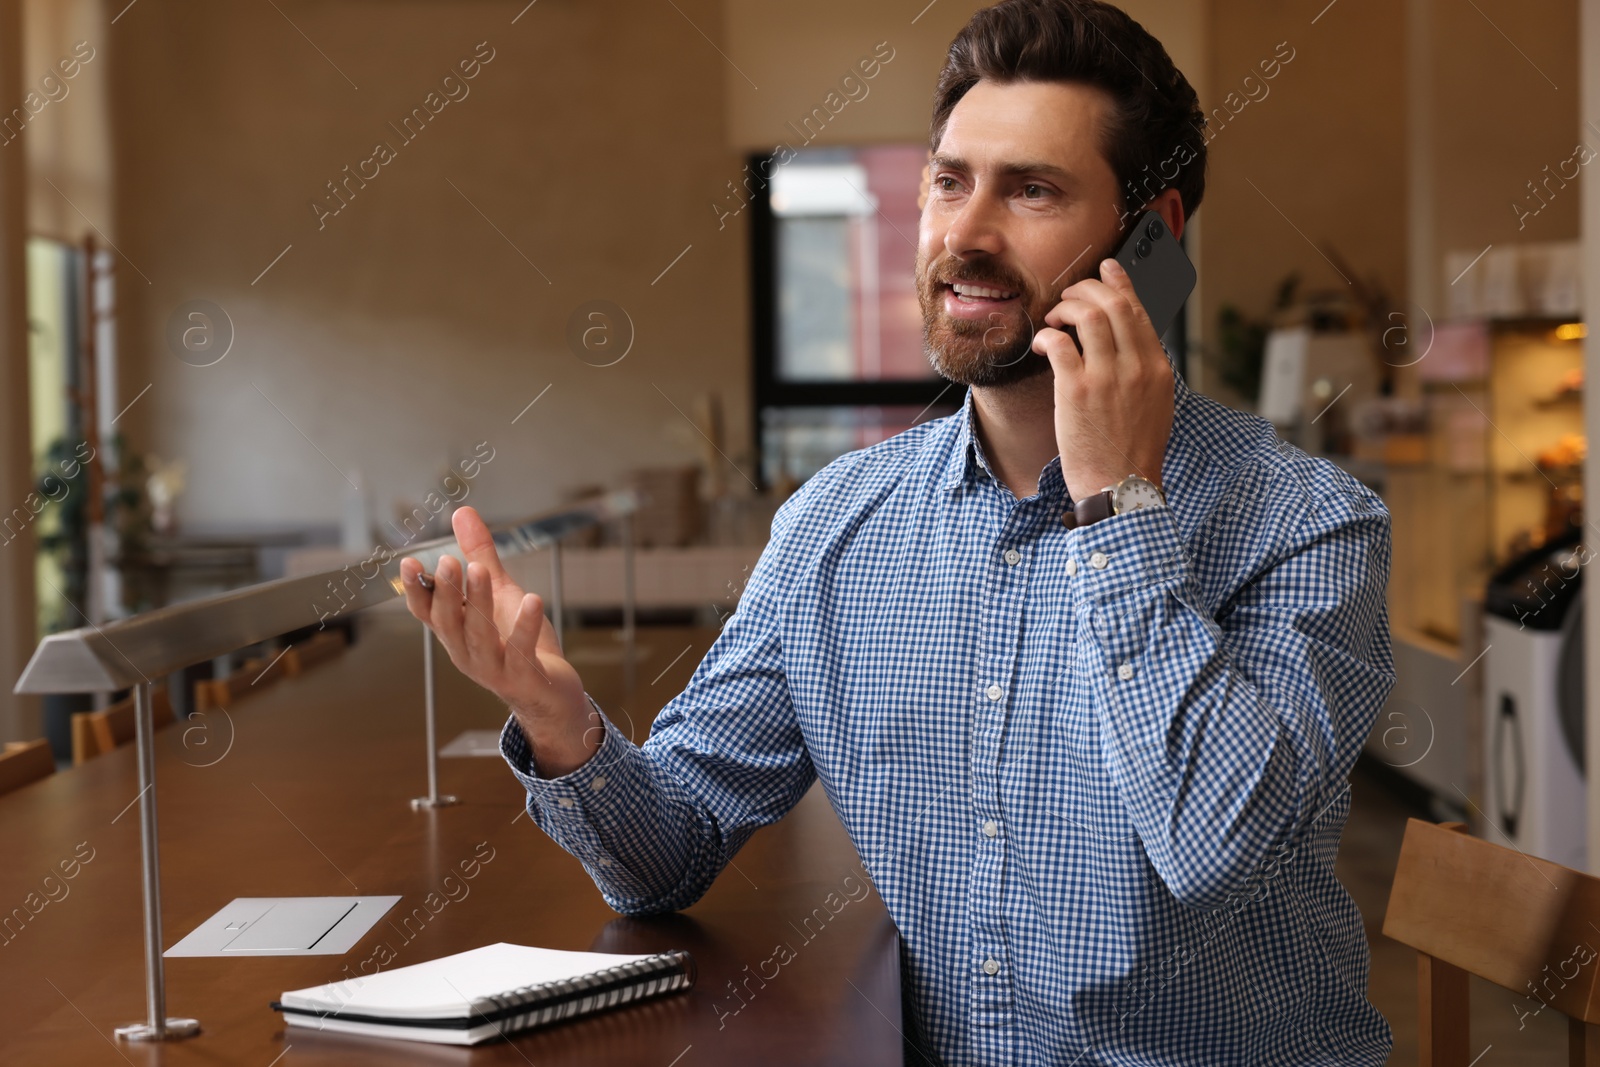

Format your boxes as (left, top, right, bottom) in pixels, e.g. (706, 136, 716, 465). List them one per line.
(1060, 490, 1114, 530)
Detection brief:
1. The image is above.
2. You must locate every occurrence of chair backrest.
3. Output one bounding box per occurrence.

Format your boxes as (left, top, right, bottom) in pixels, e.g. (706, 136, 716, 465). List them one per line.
(192, 631, 347, 712)
(285, 629, 347, 675)
(1383, 817, 1600, 1065)
(193, 656, 268, 713)
(71, 687, 175, 764)
(0, 739, 55, 795)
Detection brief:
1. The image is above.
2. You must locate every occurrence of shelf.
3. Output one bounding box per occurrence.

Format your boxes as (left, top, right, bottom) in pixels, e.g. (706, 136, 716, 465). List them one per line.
(1533, 390, 1582, 408)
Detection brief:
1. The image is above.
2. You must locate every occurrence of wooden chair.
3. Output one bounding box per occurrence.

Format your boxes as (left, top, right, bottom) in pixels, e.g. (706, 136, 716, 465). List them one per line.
(1383, 817, 1600, 1065)
(192, 630, 348, 712)
(282, 629, 348, 676)
(71, 686, 175, 765)
(193, 656, 271, 713)
(0, 739, 55, 795)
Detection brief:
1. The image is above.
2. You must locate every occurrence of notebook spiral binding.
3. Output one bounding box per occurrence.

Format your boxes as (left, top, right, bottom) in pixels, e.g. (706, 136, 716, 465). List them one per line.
(476, 950, 696, 1033)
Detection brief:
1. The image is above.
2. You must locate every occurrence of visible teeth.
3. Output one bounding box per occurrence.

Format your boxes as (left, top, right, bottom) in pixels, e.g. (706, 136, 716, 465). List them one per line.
(951, 282, 1018, 300)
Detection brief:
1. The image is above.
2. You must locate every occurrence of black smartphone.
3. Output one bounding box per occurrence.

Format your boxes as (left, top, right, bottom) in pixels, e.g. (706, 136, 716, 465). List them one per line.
(1113, 210, 1196, 340)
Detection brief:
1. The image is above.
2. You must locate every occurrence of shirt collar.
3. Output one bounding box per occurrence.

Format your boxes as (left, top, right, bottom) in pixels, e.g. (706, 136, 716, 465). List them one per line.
(936, 345, 1188, 501)
(937, 385, 1066, 502)
(938, 385, 980, 493)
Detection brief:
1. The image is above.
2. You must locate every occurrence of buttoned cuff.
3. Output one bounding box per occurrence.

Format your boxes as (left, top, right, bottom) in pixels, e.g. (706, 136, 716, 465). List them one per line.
(497, 697, 653, 896)
(499, 694, 614, 784)
(1069, 502, 1208, 703)
(1065, 503, 1186, 602)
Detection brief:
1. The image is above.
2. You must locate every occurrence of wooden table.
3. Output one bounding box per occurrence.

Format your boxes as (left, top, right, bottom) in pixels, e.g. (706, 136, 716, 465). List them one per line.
(0, 605, 906, 1065)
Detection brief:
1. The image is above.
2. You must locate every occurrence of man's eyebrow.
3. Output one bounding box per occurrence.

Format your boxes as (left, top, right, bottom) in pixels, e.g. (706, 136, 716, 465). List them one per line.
(929, 154, 1076, 184)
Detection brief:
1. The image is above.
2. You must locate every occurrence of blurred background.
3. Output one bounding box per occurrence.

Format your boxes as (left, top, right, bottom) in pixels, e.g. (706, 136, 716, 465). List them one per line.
(1, 0, 1598, 1059)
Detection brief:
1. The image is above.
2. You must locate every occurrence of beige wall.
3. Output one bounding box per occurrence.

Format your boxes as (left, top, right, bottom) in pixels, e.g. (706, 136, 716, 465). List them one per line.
(110, 0, 749, 531)
(1408, 0, 1580, 322)
(723, 0, 990, 151)
(1429, 0, 1581, 256)
(1198, 0, 1407, 404)
(724, 0, 1204, 149)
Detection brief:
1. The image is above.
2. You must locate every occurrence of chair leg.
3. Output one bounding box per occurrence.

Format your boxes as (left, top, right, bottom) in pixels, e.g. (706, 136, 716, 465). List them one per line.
(1419, 952, 1469, 1067)
(1572, 1018, 1600, 1067)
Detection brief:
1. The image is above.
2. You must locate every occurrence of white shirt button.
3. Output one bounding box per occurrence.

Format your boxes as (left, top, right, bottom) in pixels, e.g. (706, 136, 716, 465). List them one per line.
(1090, 551, 1109, 570)
(598, 856, 613, 867)
(985, 683, 1003, 701)
(590, 775, 608, 792)
(557, 797, 575, 808)
(1117, 663, 1135, 681)
(1065, 558, 1079, 576)
(1003, 549, 1021, 566)
(982, 820, 998, 838)
(981, 958, 1001, 976)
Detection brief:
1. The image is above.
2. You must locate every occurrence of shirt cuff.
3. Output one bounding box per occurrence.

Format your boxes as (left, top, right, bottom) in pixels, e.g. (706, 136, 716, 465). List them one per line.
(1069, 502, 1212, 687)
(1066, 503, 1186, 604)
(497, 697, 653, 896)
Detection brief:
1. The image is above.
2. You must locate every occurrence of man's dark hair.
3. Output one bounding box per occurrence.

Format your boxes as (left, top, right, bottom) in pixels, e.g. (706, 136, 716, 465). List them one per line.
(931, 0, 1207, 222)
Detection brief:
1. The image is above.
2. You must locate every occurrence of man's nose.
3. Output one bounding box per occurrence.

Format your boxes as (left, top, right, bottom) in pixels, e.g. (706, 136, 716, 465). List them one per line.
(943, 192, 1005, 260)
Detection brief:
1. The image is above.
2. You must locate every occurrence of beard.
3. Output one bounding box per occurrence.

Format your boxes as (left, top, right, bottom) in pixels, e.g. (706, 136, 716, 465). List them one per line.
(915, 243, 1109, 388)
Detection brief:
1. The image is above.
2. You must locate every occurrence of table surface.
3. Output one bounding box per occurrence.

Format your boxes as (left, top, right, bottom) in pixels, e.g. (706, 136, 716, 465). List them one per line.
(0, 606, 906, 1065)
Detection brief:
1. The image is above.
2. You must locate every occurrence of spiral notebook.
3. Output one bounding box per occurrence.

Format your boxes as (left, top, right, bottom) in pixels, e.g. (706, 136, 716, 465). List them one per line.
(271, 942, 697, 1046)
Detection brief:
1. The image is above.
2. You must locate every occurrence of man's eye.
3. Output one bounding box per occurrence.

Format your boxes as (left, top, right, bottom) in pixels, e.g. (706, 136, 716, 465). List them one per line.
(936, 176, 959, 192)
(1022, 184, 1048, 199)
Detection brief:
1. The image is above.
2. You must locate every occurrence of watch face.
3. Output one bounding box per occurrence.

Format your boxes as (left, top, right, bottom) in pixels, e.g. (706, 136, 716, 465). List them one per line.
(1112, 476, 1164, 514)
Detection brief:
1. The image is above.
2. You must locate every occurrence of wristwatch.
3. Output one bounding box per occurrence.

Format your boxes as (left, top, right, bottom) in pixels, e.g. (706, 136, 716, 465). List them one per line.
(1060, 474, 1165, 530)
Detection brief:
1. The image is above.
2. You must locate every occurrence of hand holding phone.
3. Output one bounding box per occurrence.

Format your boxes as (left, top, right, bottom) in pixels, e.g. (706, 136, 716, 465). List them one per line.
(1033, 209, 1189, 501)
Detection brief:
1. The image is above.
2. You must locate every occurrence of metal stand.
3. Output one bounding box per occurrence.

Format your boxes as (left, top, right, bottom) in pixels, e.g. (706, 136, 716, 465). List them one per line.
(410, 627, 458, 810)
(622, 512, 637, 691)
(550, 540, 565, 649)
(114, 682, 200, 1041)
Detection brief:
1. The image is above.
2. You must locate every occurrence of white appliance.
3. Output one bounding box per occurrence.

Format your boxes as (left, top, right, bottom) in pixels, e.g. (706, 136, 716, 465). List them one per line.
(1481, 540, 1586, 871)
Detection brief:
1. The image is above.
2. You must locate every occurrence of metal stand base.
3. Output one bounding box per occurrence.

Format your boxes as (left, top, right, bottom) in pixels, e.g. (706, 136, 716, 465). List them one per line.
(124, 683, 197, 1039)
(409, 627, 460, 812)
(115, 1018, 200, 1041)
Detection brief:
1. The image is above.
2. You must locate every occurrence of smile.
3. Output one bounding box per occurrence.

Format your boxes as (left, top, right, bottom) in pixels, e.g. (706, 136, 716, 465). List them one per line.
(947, 282, 1020, 302)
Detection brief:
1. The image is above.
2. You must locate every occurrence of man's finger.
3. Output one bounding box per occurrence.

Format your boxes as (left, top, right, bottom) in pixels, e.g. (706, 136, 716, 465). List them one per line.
(1079, 260, 1151, 352)
(460, 561, 501, 668)
(452, 506, 511, 583)
(1031, 326, 1085, 385)
(429, 554, 469, 659)
(530, 592, 565, 656)
(1096, 256, 1147, 318)
(1043, 296, 1116, 371)
(505, 594, 551, 688)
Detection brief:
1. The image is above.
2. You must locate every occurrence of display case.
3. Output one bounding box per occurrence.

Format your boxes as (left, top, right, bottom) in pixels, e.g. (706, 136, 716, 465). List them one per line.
(1357, 315, 1583, 821)
(1383, 317, 1584, 649)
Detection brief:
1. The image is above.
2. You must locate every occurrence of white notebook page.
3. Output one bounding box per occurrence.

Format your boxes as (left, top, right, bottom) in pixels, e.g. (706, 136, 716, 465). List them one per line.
(279, 943, 667, 1021)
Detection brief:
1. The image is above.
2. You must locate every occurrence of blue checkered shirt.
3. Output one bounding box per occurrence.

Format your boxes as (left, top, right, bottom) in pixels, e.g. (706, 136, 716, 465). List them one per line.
(501, 367, 1396, 1066)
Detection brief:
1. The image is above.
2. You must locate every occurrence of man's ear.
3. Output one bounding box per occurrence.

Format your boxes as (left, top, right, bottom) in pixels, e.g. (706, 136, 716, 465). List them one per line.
(1147, 187, 1186, 242)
